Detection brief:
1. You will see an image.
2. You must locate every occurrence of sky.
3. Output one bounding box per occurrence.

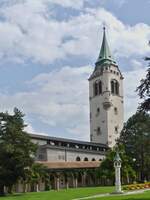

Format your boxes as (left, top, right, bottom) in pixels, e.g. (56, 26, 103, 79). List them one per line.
(0, 0, 150, 141)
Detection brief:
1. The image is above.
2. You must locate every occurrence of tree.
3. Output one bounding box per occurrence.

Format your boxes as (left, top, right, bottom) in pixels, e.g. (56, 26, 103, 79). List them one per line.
(0, 108, 37, 195)
(118, 112, 150, 182)
(137, 56, 150, 112)
(96, 146, 135, 185)
(26, 163, 50, 192)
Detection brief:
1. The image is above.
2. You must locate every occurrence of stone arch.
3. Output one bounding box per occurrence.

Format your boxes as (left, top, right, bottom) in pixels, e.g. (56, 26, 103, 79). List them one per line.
(111, 79, 119, 95)
(84, 157, 88, 161)
(93, 80, 102, 96)
(76, 156, 81, 161)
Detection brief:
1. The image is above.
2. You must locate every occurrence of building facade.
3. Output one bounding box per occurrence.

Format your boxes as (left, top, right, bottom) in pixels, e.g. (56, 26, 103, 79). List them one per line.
(89, 27, 124, 147)
(31, 134, 108, 162)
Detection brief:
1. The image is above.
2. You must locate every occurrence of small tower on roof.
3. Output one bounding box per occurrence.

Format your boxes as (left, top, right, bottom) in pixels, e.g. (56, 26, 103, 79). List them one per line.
(89, 26, 124, 148)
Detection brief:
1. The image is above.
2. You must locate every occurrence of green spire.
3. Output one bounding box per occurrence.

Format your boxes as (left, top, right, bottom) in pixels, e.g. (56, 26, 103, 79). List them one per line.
(114, 152, 121, 162)
(96, 27, 116, 66)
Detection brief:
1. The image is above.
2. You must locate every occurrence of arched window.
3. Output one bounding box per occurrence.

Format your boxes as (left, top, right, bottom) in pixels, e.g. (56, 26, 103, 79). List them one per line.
(93, 80, 102, 96)
(92, 158, 96, 161)
(99, 81, 102, 94)
(84, 157, 88, 161)
(115, 81, 119, 95)
(111, 80, 115, 94)
(94, 81, 98, 96)
(76, 156, 81, 161)
(111, 80, 119, 95)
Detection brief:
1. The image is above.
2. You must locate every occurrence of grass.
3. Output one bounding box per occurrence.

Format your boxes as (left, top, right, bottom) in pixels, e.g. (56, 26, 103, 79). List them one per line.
(0, 187, 149, 200)
(92, 190, 150, 200)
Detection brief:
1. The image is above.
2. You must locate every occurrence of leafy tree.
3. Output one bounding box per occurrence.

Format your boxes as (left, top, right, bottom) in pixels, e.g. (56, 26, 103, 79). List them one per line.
(118, 112, 150, 182)
(26, 163, 50, 192)
(0, 108, 37, 195)
(96, 146, 135, 185)
(137, 56, 150, 112)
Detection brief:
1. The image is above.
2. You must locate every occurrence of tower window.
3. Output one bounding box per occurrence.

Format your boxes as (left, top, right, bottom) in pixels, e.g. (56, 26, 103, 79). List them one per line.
(99, 81, 102, 94)
(96, 107, 100, 116)
(93, 80, 102, 96)
(111, 80, 119, 95)
(97, 127, 101, 135)
(115, 126, 118, 134)
(114, 107, 118, 114)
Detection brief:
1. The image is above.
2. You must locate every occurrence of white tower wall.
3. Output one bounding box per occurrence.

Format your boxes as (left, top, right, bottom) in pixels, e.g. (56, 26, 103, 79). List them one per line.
(89, 28, 124, 148)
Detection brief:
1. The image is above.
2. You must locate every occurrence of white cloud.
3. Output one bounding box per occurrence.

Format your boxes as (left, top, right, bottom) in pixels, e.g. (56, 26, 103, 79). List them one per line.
(124, 68, 146, 120)
(0, 66, 92, 140)
(0, 2, 149, 64)
(24, 123, 48, 136)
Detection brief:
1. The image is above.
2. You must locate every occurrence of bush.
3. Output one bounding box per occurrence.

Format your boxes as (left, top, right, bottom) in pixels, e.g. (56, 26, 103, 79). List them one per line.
(123, 182, 150, 191)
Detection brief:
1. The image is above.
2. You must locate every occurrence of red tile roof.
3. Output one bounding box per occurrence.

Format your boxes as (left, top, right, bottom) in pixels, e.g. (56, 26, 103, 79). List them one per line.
(37, 161, 100, 169)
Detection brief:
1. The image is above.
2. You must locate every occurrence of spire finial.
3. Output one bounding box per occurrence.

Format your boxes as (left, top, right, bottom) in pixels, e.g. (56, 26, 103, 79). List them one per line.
(102, 22, 106, 31)
(95, 24, 116, 66)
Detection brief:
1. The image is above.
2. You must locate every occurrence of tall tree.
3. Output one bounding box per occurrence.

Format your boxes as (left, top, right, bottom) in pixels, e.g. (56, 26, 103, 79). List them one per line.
(118, 112, 150, 182)
(28, 163, 50, 192)
(0, 108, 37, 195)
(137, 56, 150, 112)
(96, 146, 135, 185)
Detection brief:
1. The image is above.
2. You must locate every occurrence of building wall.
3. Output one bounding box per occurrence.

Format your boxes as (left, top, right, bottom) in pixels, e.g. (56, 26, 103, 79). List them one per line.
(89, 65, 124, 147)
(46, 147, 105, 162)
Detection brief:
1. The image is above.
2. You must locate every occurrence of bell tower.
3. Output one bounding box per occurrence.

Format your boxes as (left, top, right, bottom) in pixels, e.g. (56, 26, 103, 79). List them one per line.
(89, 27, 124, 147)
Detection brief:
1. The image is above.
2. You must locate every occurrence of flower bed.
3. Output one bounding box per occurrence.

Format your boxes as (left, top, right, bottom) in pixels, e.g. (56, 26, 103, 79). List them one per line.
(123, 182, 150, 190)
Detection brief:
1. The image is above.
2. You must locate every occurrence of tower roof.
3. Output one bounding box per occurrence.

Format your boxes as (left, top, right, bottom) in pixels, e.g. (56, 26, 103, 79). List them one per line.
(114, 152, 121, 162)
(95, 27, 116, 66)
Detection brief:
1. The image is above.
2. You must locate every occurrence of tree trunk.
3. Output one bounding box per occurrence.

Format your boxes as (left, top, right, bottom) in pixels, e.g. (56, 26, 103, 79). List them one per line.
(0, 185, 5, 196)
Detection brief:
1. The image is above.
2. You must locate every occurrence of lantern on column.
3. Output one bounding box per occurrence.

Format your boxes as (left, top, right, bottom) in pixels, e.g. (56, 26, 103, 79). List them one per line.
(113, 152, 123, 194)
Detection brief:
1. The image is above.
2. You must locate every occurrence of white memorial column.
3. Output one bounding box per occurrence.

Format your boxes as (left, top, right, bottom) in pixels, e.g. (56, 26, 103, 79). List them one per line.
(113, 152, 123, 194)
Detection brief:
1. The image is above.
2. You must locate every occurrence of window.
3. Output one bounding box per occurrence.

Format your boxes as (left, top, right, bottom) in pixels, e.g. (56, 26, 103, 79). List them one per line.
(96, 107, 100, 116)
(38, 154, 44, 160)
(111, 81, 115, 94)
(92, 158, 96, 161)
(99, 81, 102, 94)
(114, 107, 118, 115)
(76, 156, 81, 161)
(115, 126, 118, 134)
(111, 80, 119, 95)
(94, 81, 98, 96)
(97, 127, 101, 135)
(93, 80, 102, 96)
(84, 157, 88, 161)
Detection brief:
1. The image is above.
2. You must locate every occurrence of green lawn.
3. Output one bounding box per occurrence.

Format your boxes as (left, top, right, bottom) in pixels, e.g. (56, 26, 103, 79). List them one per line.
(91, 190, 150, 200)
(0, 187, 150, 200)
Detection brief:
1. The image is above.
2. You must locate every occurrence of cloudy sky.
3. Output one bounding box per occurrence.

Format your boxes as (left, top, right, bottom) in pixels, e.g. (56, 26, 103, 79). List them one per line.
(0, 0, 150, 141)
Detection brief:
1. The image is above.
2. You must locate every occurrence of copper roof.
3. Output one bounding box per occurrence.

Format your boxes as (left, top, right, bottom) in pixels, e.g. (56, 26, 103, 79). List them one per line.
(37, 161, 100, 169)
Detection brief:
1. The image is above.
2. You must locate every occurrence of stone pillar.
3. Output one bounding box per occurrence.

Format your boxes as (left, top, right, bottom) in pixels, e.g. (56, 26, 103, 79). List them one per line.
(115, 165, 121, 193)
(82, 172, 86, 187)
(113, 152, 123, 194)
(74, 177, 78, 188)
(55, 174, 60, 191)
